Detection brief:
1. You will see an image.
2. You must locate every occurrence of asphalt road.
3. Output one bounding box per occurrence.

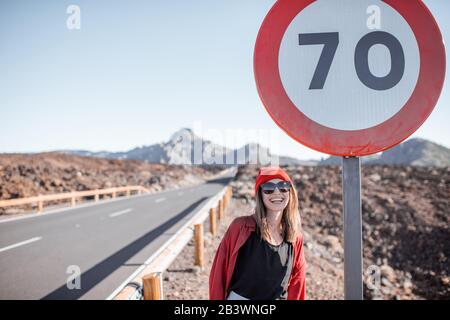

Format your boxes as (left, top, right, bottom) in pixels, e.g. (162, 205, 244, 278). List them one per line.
(0, 169, 235, 300)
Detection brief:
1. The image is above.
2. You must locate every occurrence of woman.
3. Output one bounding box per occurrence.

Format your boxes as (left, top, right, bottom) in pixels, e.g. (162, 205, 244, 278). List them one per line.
(209, 166, 306, 300)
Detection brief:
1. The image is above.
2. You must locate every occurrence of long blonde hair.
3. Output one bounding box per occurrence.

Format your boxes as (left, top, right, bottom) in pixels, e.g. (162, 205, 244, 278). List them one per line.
(254, 183, 302, 244)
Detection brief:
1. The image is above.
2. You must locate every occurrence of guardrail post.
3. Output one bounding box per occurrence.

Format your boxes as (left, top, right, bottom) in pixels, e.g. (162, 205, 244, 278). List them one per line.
(223, 192, 227, 209)
(194, 223, 204, 268)
(38, 195, 43, 213)
(218, 199, 224, 221)
(209, 208, 216, 236)
(142, 273, 162, 300)
(112, 191, 116, 199)
(94, 192, 99, 202)
(71, 194, 76, 207)
(126, 189, 130, 197)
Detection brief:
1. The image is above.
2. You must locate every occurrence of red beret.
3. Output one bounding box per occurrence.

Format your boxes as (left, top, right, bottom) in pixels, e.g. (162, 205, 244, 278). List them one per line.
(254, 166, 292, 195)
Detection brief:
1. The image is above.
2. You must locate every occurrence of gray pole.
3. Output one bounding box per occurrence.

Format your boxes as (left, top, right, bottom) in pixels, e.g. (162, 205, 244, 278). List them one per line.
(342, 156, 363, 300)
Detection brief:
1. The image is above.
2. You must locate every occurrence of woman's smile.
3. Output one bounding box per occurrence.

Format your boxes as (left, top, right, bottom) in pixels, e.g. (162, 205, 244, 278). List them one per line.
(268, 196, 286, 204)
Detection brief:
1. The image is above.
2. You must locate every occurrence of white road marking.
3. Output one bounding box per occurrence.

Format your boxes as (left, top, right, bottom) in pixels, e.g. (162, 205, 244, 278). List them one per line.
(0, 237, 42, 254)
(109, 208, 133, 218)
(154, 197, 166, 203)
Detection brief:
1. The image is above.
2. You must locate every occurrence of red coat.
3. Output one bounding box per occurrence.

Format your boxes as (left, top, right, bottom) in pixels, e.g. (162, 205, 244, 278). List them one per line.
(209, 214, 307, 300)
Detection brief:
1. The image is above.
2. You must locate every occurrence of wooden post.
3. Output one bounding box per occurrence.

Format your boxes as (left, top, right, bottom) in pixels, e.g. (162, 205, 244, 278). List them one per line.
(142, 273, 162, 300)
(209, 208, 216, 236)
(38, 196, 43, 213)
(112, 191, 116, 199)
(223, 192, 227, 206)
(71, 195, 76, 207)
(126, 189, 130, 197)
(194, 223, 204, 268)
(223, 195, 227, 215)
(223, 192, 227, 209)
(218, 200, 223, 221)
(94, 192, 99, 202)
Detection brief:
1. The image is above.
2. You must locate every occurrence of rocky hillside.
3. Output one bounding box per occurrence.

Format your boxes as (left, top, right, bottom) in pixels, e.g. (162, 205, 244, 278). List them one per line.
(379, 138, 450, 167)
(0, 152, 223, 214)
(231, 164, 449, 299)
(319, 138, 450, 167)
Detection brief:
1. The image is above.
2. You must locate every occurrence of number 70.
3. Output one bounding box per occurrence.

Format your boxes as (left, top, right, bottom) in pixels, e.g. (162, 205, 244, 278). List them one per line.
(298, 31, 405, 91)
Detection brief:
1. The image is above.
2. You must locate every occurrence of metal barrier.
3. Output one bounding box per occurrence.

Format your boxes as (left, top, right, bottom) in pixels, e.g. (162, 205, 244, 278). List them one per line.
(0, 185, 150, 213)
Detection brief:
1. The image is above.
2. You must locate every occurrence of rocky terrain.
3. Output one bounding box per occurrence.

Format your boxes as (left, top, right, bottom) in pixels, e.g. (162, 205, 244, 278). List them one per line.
(164, 164, 449, 300)
(0, 152, 224, 214)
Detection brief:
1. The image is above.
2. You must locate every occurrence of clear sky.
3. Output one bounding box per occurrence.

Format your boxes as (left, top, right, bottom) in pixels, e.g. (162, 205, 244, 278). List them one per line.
(0, 0, 448, 160)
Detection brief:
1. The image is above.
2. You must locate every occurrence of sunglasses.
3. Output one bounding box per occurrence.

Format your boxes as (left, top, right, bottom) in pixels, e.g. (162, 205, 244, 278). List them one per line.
(260, 181, 292, 194)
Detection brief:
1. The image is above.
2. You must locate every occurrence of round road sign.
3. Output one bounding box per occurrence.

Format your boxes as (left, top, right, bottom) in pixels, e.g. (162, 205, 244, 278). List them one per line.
(254, 0, 446, 156)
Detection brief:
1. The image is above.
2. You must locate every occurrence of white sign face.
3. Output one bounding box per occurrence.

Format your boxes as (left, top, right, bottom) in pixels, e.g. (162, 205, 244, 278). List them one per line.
(278, 0, 420, 131)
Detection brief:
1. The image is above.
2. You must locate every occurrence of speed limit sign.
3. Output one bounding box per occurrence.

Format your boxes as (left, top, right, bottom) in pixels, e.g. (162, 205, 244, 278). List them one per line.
(254, 0, 446, 300)
(254, 0, 446, 156)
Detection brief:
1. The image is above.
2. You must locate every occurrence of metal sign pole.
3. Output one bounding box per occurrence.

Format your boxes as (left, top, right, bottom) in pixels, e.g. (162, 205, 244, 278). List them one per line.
(342, 156, 363, 300)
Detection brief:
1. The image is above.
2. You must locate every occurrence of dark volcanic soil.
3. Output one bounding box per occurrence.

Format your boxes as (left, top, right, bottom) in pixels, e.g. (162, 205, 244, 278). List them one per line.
(230, 164, 449, 300)
(0, 152, 223, 214)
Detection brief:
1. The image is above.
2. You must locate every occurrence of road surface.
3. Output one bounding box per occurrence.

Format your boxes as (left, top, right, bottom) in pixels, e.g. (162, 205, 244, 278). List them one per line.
(0, 169, 235, 299)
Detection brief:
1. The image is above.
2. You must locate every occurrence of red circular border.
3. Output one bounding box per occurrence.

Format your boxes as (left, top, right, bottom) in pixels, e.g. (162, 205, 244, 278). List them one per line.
(254, 0, 446, 156)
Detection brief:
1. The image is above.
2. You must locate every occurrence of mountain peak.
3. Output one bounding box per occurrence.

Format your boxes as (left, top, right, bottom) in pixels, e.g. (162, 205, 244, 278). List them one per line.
(380, 138, 450, 166)
(168, 128, 196, 145)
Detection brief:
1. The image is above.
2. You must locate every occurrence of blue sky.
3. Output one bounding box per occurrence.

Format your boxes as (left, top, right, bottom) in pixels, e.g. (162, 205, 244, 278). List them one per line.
(0, 0, 448, 160)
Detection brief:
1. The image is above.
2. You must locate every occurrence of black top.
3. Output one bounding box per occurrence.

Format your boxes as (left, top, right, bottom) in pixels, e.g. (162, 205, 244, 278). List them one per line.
(228, 229, 294, 300)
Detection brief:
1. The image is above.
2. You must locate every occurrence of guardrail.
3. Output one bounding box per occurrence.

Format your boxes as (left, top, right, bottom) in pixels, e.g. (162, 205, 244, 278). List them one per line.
(110, 184, 233, 300)
(0, 185, 150, 213)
